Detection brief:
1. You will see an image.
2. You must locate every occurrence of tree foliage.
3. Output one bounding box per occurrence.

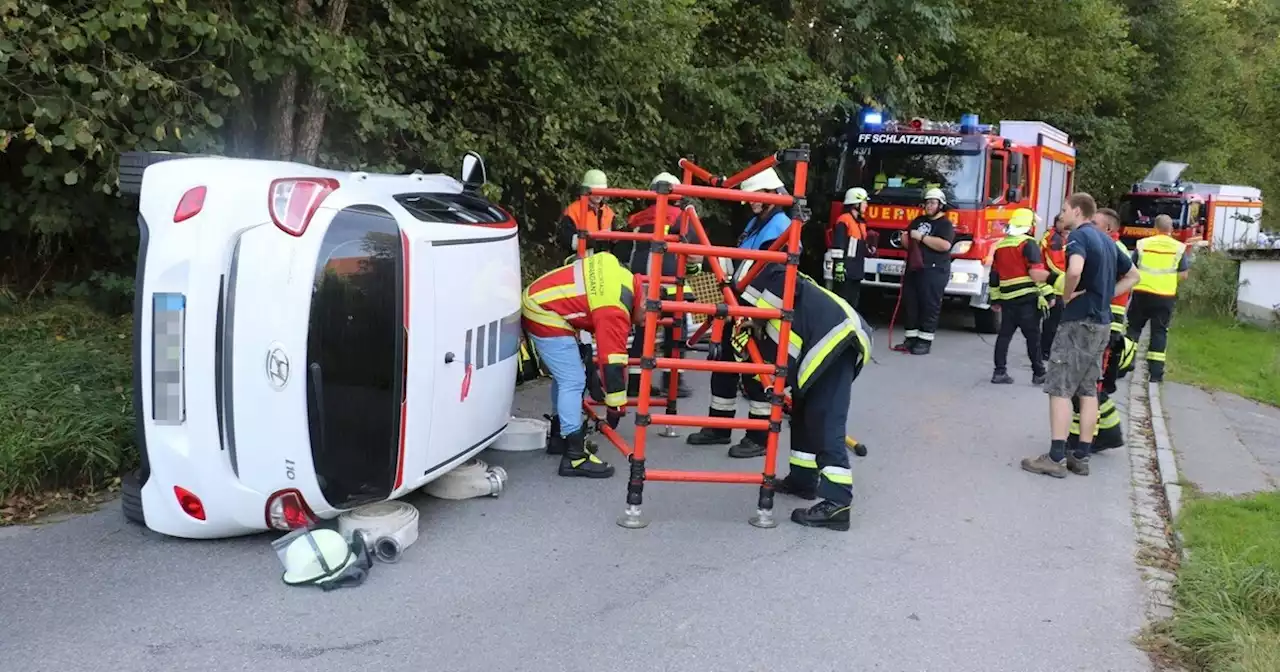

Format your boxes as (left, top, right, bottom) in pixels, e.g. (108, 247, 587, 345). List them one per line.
(2, 0, 1278, 291)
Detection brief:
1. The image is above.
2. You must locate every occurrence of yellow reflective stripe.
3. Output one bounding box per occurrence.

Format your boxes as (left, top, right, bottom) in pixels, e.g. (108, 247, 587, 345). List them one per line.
(995, 234, 1033, 249)
(1110, 320, 1124, 333)
(603, 391, 627, 407)
(789, 450, 818, 469)
(1099, 404, 1121, 430)
(606, 353, 628, 365)
(1070, 418, 1080, 434)
(521, 294, 572, 330)
(1148, 351, 1166, 361)
(820, 465, 853, 485)
(810, 282, 871, 363)
(529, 282, 584, 304)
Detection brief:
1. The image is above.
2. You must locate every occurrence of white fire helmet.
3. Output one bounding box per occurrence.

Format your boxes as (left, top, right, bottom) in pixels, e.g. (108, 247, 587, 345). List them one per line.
(923, 187, 947, 206)
(650, 172, 681, 188)
(844, 187, 869, 205)
(739, 168, 786, 193)
(280, 528, 367, 589)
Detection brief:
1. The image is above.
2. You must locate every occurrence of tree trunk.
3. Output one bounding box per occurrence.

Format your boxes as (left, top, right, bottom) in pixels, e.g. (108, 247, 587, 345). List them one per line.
(294, 0, 351, 165)
(268, 0, 313, 160)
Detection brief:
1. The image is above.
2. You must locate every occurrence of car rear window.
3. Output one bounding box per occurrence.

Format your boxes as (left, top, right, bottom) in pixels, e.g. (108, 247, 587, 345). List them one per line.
(306, 205, 405, 509)
(394, 192, 509, 224)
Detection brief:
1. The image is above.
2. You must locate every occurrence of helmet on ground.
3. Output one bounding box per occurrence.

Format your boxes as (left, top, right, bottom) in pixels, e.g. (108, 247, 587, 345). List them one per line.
(1007, 208, 1036, 236)
(739, 168, 786, 193)
(651, 172, 681, 188)
(281, 528, 357, 586)
(581, 169, 608, 190)
(844, 187, 869, 205)
(923, 188, 947, 206)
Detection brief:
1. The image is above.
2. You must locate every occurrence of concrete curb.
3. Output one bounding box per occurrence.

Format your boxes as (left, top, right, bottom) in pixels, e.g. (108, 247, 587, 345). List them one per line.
(1148, 380, 1185, 523)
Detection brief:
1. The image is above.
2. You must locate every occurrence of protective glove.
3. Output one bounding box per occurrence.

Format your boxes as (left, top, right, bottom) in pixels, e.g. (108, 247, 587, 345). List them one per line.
(731, 323, 750, 362)
(606, 406, 625, 430)
(833, 261, 846, 283)
(1037, 294, 1049, 313)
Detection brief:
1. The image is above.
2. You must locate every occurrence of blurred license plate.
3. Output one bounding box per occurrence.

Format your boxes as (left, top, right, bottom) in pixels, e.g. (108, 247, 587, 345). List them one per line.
(878, 261, 904, 276)
(152, 293, 186, 424)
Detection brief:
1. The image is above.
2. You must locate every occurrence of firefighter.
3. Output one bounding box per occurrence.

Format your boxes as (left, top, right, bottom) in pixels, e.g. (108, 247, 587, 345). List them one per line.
(988, 208, 1050, 385)
(894, 187, 955, 355)
(1039, 213, 1068, 360)
(684, 168, 793, 458)
(521, 251, 645, 479)
(827, 187, 870, 310)
(624, 171, 700, 399)
(733, 259, 873, 531)
(1126, 214, 1189, 383)
(1098, 208, 1134, 336)
(557, 169, 617, 258)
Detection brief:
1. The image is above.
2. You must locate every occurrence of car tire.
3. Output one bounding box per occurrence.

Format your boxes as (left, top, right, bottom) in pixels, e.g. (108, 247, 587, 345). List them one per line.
(121, 469, 146, 526)
(972, 307, 1000, 334)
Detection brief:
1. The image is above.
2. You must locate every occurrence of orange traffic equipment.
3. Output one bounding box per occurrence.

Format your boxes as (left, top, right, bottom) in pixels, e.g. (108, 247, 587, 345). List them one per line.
(572, 146, 815, 529)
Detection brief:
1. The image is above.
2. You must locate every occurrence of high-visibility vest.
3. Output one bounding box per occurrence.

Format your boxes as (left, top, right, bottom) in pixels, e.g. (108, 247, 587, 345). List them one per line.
(1040, 229, 1067, 296)
(1133, 234, 1185, 297)
(1110, 238, 1132, 332)
(989, 234, 1044, 302)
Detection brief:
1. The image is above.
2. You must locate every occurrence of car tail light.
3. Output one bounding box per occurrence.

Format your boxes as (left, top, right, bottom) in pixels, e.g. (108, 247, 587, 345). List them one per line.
(269, 177, 338, 236)
(265, 488, 317, 531)
(173, 186, 207, 222)
(174, 486, 206, 520)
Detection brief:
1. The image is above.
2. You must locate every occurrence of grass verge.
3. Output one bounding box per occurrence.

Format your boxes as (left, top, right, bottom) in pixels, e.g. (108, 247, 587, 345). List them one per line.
(1166, 314, 1280, 407)
(0, 300, 135, 515)
(1165, 491, 1280, 672)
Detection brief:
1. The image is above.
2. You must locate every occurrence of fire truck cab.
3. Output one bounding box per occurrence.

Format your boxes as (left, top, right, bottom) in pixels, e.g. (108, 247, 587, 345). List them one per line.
(825, 111, 1076, 333)
(1117, 161, 1264, 250)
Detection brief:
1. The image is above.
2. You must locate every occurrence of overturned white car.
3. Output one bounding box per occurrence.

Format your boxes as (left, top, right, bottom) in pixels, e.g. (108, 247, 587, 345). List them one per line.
(118, 151, 522, 539)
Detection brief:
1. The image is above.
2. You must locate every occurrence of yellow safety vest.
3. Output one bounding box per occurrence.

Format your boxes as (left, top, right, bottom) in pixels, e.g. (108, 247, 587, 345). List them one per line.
(1133, 234, 1185, 297)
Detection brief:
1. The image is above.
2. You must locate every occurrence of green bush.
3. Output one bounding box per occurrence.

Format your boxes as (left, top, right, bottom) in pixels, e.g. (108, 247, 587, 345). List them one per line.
(0, 301, 135, 501)
(1180, 250, 1241, 319)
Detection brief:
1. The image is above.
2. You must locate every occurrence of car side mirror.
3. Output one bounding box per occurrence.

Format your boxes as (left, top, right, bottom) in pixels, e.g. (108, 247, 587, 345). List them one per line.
(461, 151, 486, 192)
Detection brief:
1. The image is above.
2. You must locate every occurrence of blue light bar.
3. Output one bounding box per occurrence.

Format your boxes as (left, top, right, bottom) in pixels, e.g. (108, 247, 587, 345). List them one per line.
(960, 113, 979, 133)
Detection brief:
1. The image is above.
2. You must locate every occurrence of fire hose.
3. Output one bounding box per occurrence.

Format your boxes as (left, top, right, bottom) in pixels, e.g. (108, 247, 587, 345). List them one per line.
(337, 501, 420, 564)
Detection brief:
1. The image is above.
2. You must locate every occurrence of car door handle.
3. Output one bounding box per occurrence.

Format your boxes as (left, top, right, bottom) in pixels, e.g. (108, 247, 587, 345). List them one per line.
(444, 352, 455, 363)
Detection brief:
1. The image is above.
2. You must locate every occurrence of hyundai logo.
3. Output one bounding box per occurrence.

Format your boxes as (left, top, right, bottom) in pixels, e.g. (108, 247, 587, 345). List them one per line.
(266, 346, 290, 390)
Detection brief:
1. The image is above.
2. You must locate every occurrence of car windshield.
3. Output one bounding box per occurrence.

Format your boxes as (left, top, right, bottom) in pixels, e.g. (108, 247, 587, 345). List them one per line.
(842, 149, 984, 206)
(1118, 195, 1186, 226)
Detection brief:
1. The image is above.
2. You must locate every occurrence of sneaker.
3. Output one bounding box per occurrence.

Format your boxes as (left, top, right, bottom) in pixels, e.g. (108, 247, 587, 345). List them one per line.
(1031, 372, 1046, 385)
(1020, 453, 1067, 478)
(992, 371, 1014, 384)
(727, 437, 766, 459)
(790, 500, 851, 531)
(1066, 453, 1090, 476)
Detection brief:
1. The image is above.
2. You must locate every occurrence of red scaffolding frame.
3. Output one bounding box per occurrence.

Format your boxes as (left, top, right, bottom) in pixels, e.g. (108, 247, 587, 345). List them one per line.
(571, 146, 814, 529)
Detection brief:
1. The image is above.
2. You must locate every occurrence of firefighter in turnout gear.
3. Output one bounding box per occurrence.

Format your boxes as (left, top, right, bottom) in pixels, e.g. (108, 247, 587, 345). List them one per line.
(1098, 208, 1133, 336)
(685, 168, 792, 458)
(1039, 213, 1068, 360)
(623, 172, 700, 399)
(557, 169, 618, 257)
(1067, 334, 1137, 456)
(826, 187, 871, 310)
(733, 259, 872, 531)
(521, 252, 645, 479)
(1125, 215, 1189, 383)
(895, 187, 955, 355)
(988, 208, 1050, 385)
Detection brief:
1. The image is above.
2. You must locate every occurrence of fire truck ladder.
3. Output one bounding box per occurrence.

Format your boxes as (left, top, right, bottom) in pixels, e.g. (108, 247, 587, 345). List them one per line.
(573, 147, 811, 529)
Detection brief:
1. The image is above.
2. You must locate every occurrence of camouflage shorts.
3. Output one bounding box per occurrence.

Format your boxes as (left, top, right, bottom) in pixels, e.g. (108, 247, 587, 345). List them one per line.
(1044, 320, 1110, 398)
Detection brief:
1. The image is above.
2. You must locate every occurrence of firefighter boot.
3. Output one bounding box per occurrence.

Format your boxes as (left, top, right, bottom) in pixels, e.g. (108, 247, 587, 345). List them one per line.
(662, 372, 692, 398)
(685, 407, 735, 446)
(544, 414, 565, 455)
(909, 338, 932, 355)
(773, 474, 817, 500)
(558, 428, 613, 478)
(790, 500, 851, 531)
(891, 337, 916, 353)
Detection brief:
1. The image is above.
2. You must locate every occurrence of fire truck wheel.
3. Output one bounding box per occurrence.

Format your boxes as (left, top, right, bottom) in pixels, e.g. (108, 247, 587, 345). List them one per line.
(972, 307, 1001, 334)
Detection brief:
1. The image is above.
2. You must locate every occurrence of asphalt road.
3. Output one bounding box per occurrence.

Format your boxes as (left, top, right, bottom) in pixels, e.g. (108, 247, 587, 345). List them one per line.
(0, 310, 1151, 672)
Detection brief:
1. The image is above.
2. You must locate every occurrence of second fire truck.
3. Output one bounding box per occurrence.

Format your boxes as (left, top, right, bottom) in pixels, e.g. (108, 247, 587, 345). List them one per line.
(824, 111, 1078, 333)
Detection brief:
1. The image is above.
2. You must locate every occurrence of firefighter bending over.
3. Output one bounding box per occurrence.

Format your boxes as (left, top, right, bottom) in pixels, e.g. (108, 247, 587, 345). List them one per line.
(734, 260, 873, 531)
(521, 252, 644, 479)
(827, 187, 871, 310)
(989, 208, 1050, 385)
(685, 168, 794, 458)
(894, 188, 955, 355)
(557, 169, 617, 258)
(1126, 214, 1189, 383)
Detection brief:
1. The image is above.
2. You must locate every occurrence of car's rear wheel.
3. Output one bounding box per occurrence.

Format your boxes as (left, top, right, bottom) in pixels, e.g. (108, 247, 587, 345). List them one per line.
(121, 469, 146, 526)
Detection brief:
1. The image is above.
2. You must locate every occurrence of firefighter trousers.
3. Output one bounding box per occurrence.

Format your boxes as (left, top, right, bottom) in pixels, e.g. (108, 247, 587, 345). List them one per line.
(835, 273, 863, 312)
(902, 266, 948, 342)
(993, 298, 1044, 376)
(704, 341, 769, 444)
(1068, 331, 1125, 454)
(1126, 292, 1175, 381)
(1040, 299, 1063, 361)
(786, 348, 856, 506)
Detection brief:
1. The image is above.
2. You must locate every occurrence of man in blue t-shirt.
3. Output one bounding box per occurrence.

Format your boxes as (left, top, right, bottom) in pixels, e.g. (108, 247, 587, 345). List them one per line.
(1023, 193, 1141, 479)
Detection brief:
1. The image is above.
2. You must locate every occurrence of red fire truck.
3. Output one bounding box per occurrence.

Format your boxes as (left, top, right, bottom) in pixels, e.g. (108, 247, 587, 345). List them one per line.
(824, 111, 1077, 332)
(1117, 161, 1264, 250)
